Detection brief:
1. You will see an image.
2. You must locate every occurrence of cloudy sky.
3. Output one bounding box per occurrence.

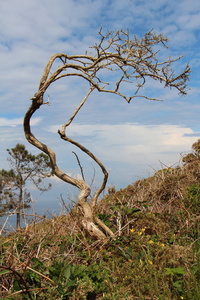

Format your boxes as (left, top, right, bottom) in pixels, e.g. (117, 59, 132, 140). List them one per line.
(0, 0, 200, 214)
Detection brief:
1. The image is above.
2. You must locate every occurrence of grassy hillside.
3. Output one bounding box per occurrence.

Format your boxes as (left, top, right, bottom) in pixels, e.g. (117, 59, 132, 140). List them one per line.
(0, 141, 200, 299)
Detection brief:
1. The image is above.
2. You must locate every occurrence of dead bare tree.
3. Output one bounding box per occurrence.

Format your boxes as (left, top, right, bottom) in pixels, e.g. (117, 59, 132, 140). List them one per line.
(24, 29, 190, 240)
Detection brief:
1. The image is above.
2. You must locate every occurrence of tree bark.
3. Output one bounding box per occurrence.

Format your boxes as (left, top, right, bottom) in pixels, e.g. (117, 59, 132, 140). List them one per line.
(16, 186, 22, 229)
(24, 96, 113, 240)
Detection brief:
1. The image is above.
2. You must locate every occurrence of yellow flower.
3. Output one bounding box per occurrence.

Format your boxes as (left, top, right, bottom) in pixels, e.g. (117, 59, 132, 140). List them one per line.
(148, 260, 153, 265)
(138, 228, 145, 235)
(129, 259, 132, 262)
(130, 228, 134, 233)
(161, 243, 165, 247)
(180, 297, 184, 299)
(149, 240, 154, 244)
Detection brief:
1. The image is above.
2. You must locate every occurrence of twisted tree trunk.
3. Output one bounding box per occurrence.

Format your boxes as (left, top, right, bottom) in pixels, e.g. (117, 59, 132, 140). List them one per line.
(23, 94, 114, 240)
(23, 29, 190, 239)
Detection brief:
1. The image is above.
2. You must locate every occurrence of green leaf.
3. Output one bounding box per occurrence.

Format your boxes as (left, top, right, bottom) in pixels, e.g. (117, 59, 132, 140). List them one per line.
(49, 266, 60, 277)
(113, 205, 119, 211)
(172, 267, 187, 275)
(173, 280, 183, 292)
(165, 267, 186, 276)
(191, 265, 199, 275)
(13, 279, 21, 292)
(31, 257, 44, 268)
(65, 279, 76, 289)
(57, 283, 64, 295)
(59, 242, 65, 254)
(0, 269, 9, 275)
(165, 268, 175, 275)
(126, 208, 133, 214)
(63, 265, 71, 280)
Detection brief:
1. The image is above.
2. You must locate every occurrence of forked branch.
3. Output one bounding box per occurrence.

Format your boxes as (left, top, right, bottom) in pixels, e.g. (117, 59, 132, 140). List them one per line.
(24, 29, 190, 239)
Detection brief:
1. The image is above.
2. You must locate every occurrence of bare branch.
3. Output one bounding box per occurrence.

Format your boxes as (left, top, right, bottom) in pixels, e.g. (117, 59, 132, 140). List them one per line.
(24, 28, 190, 239)
(60, 87, 95, 133)
(72, 151, 85, 182)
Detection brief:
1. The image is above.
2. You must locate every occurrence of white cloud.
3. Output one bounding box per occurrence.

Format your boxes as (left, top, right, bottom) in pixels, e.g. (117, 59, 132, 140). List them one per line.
(0, 117, 41, 127)
(46, 122, 199, 165)
(29, 120, 198, 190)
(50, 174, 73, 184)
(73, 173, 84, 180)
(30, 118, 42, 126)
(177, 13, 200, 30)
(0, 118, 23, 127)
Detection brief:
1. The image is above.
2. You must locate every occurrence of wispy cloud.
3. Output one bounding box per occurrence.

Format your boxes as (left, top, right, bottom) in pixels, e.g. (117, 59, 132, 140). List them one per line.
(0, 117, 41, 127)
(46, 122, 199, 168)
(0, 118, 23, 127)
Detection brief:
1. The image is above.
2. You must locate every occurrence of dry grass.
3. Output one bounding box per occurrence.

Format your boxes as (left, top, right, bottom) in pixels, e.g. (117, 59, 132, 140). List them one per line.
(0, 141, 200, 299)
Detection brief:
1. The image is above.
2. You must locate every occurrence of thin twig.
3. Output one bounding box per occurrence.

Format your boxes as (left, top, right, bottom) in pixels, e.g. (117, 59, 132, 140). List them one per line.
(72, 151, 85, 181)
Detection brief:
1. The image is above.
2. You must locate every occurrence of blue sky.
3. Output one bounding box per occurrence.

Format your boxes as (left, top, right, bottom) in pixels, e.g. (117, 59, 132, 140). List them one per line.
(0, 0, 200, 216)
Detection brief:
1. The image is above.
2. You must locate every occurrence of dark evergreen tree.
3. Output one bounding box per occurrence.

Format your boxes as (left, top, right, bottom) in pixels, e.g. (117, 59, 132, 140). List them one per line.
(0, 144, 52, 228)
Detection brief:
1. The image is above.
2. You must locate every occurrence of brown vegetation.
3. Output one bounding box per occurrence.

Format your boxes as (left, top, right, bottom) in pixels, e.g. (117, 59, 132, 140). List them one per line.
(0, 140, 199, 299)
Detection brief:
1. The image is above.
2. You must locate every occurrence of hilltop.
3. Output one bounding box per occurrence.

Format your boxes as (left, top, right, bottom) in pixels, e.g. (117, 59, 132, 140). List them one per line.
(0, 141, 200, 299)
